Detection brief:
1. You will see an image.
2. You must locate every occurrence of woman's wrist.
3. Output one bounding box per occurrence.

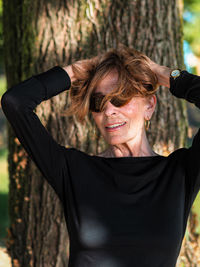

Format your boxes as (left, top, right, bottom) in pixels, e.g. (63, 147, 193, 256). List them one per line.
(62, 65, 76, 83)
(62, 59, 91, 83)
(157, 65, 171, 88)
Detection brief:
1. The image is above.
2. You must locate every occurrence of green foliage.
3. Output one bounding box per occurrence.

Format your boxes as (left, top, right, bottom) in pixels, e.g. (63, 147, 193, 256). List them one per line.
(0, 0, 2, 47)
(183, 0, 200, 56)
(0, 148, 9, 243)
(0, 74, 6, 96)
(0, 148, 8, 194)
(184, 0, 200, 12)
(193, 192, 200, 234)
(184, 16, 200, 56)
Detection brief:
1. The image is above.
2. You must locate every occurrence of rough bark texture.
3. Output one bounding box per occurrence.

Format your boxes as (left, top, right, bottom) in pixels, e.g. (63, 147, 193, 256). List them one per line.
(2, 0, 198, 266)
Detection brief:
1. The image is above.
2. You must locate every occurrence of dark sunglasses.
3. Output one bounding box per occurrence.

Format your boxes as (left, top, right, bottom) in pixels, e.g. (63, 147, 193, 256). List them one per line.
(89, 93, 129, 113)
(89, 84, 153, 112)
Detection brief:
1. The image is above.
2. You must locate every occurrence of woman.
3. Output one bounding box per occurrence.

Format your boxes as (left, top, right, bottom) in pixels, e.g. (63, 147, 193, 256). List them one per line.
(1, 45, 200, 267)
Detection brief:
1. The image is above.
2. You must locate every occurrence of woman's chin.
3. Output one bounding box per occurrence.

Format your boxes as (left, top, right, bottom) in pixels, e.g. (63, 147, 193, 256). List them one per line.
(104, 136, 125, 145)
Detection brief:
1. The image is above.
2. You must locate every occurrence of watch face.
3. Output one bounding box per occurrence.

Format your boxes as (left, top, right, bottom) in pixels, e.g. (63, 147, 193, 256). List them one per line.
(172, 70, 180, 76)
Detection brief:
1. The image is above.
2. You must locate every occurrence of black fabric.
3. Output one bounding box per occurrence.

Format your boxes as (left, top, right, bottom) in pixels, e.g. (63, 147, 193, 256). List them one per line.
(1, 66, 200, 267)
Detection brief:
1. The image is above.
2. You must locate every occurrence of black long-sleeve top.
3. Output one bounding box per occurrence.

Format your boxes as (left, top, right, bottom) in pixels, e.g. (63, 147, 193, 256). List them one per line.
(1, 66, 200, 267)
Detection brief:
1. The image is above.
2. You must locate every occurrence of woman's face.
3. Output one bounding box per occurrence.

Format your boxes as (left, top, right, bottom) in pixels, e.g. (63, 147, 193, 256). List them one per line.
(91, 69, 156, 145)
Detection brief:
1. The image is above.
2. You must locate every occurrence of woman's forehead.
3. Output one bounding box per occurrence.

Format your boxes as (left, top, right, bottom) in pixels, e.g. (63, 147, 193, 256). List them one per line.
(94, 71, 119, 94)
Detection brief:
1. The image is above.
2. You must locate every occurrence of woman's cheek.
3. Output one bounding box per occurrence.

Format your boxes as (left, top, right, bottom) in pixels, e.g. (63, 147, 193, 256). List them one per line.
(124, 101, 143, 117)
(121, 104, 136, 117)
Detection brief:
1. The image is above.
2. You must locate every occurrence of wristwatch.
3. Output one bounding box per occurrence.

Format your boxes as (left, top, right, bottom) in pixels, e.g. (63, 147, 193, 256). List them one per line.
(170, 69, 182, 80)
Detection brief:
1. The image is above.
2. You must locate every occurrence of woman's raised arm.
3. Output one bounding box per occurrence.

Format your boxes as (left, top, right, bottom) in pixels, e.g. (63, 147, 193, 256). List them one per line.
(148, 61, 200, 208)
(1, 66, 73, 202)
(169, 71, 200, 206)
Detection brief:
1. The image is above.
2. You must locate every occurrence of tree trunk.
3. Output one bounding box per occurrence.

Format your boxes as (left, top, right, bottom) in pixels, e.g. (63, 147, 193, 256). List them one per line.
(2, 0, 197, 266)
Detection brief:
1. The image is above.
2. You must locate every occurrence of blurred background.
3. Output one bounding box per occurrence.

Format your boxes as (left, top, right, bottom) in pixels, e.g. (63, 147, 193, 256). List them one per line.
(0, 0, 200, 266)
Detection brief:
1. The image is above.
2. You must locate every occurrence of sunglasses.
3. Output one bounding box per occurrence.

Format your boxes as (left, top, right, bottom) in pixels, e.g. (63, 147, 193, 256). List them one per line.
(89, 84, 153, 112)
(89, 93, 130, 113)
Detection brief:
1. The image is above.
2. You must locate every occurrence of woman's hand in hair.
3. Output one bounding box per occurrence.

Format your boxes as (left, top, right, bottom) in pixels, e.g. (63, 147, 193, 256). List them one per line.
(62, 56, 99, 83)
(62, 65, 76, 83)
(62, 59, 89, 83)
(145, 57, 171, 88)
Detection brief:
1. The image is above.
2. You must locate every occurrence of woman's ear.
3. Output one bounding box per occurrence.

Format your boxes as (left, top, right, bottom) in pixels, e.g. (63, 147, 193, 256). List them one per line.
(145, 94, 157, 118)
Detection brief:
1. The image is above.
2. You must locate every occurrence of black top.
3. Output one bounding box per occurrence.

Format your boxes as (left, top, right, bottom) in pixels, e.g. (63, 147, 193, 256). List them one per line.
(1, 66, 200, 267)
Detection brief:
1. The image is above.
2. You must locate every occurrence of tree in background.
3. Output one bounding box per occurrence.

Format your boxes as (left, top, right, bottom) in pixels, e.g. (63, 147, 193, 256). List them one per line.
(2, 0, 198, 266)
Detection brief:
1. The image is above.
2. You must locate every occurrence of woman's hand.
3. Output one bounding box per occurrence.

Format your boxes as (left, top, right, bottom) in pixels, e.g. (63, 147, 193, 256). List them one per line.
(62, 56, 99, 83)
(62, 59, 90, 83)
(145, 57, 171, 88)
(62, 65, 76, 83)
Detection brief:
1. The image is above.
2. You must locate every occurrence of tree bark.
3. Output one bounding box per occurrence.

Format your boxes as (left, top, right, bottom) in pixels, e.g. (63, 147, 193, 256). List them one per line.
(2, 0, 197, 266)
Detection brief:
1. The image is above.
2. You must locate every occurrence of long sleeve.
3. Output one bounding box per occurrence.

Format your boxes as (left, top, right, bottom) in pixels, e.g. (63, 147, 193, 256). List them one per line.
(1, 66, 71, 202)
(169, 70, 200, 205)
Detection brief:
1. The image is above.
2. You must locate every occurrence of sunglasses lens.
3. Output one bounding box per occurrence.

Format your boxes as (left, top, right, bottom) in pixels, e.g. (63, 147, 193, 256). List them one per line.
(89, 95, 128, 112)
(110, 97, 126, 107)
(89, 95, 104, 112)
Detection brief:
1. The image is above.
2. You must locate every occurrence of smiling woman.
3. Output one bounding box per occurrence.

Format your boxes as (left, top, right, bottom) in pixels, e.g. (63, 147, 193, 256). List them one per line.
(60, 44, 161, 157)
(60, 44, 159, 125)
(89, 67, 158, 158)
(2, 42, 200, 266)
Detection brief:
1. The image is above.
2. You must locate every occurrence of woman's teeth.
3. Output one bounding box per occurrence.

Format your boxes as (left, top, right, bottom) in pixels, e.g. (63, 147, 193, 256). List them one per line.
(106, 122, 126, 129)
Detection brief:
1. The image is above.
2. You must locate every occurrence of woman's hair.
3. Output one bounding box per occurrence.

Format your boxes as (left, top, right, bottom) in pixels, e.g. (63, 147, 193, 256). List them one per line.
(60, 44, 159, 125)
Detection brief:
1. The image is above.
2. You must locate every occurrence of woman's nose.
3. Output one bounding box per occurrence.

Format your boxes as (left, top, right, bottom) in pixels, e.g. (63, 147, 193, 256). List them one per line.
(103, 101, 117, 116)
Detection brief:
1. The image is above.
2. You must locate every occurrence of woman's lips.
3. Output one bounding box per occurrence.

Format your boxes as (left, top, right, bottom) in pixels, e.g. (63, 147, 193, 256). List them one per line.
(105, 122, 126, 131)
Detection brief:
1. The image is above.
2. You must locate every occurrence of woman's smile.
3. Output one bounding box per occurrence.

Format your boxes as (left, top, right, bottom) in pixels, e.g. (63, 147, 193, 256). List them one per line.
(105, 122, 127, 131)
